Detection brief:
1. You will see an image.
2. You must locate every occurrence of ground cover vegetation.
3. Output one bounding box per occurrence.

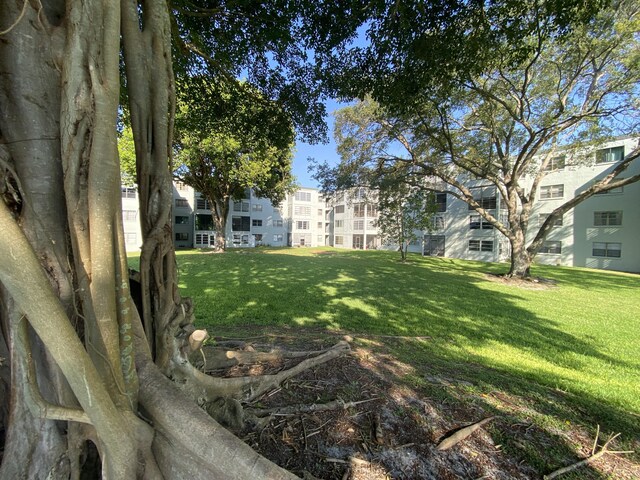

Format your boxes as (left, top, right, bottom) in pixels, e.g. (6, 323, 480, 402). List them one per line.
(0, 0, 625, 478)
(129, 247, 640, 478)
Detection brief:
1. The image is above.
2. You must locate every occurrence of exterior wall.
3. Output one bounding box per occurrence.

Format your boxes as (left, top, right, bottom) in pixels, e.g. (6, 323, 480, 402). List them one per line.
(286, 187, 326, 247)
(121, 186, 142, 252)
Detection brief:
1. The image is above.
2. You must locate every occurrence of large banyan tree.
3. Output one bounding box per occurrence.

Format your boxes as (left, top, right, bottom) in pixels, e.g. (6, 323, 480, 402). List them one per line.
(0, 0, 609, 477)
(0, 1, 356, 477)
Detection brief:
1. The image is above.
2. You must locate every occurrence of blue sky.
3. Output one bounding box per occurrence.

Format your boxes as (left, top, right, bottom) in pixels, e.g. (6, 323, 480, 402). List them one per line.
(292, 99, 349, 188)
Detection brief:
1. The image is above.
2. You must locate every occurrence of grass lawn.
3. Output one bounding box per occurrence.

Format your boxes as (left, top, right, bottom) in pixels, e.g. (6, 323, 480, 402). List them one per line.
(129, 247, 640, 475)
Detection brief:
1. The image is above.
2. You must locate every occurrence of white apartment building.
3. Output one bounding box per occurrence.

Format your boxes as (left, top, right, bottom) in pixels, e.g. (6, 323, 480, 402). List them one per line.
(121, 136, 639, 272)
(327, 188, 382, 250)
(421, 135, 640, 273)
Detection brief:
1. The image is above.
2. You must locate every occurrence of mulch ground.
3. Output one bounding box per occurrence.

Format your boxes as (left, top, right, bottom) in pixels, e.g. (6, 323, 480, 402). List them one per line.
(205, 330, 640, 480)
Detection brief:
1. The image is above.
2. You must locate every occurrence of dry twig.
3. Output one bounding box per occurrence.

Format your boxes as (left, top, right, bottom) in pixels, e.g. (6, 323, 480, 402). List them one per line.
(544, 427, 634, 479)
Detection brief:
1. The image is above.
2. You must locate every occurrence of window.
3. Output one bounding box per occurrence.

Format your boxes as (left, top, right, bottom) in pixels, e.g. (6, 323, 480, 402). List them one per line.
(540, 184, 564, 200)
(353, 219, 364, 230)
(294, 191, 311, 201)
(318, 209, 323, 216)
(317, 222, 323, 229)
(539, 241, 562, 254)
(433, 216, 445, 230)
(469, 215, 493, 230)
(252, 219, 263, 227)
(175, 216, 189, 225)
(469, 240, 493, 252)
(196, 198, 210, 210)
(481, 240, 494, 252)
(594, 211, 622, 226)
(367, 204, 378, 216)
(335, 235, 344, 245)
(121, 187, 136, 199)
(273, 219, 283, 228)
(175, 232, 189, 241)
(317, 235, 324, 243)
(468, 186, 497, 209)
(232, 216, 250, 231)
(595, 185, 624, 195)
(434, 193, 447, 212)
(175, 198, 189, 208)
(294, 205, 311, 215)
(242, 235, 249, 245)
(592, 242, 621, 258)
(296, 221, 309, 230)
(596, 146, 624, 164)
(195, 214, 213, 231)
(195, 233, 210, 245)
(174, 181, 189, 191)
(539, 213, 563, 227)
(233, 201, 249, 212)
(355, 187, 366, 199)
(273, 234, 284, 242)
(368, 220, 376, 229)
(334, 205, 345, 214)
(353, 203, 365, 217)
(125, 232, 137, 244)
(543, 155, 565, 171)
(424, 235, 445, 257)
(123, 210, 137, 221)
(254, 234, 263, 243)
(335, 220, 344, 228)
(252, 203, 263, 212)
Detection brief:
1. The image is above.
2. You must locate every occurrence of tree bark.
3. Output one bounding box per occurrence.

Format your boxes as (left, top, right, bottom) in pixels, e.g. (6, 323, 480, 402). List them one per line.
(508, 230, 532, 278)
(212, 197, 228, 251)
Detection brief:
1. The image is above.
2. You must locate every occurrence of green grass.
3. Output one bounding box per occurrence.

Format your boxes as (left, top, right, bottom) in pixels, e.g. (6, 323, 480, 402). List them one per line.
(130, 247, 640, 469)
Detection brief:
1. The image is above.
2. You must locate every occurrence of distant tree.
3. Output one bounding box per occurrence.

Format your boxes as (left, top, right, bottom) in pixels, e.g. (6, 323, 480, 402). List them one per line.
(117, 126, 137, 187)
(318, 2, 640, 278)
(374, 176, 437, 261)
(173, 83, 295, 250)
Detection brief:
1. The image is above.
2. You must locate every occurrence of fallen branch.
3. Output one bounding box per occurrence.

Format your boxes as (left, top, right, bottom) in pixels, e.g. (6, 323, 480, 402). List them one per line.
(544, 428, 634, 479)
(436, 416, 496, 451)
(249, 397, 379, 417)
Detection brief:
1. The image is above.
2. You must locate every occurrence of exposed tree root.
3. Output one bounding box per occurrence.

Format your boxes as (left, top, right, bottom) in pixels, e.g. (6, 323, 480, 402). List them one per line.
(136, 353, 298, 479)
(543, 426, 634, 479)
(247, 397, 380, 417)
(192, 344, 340, 371)
(436, 416, 496, 451)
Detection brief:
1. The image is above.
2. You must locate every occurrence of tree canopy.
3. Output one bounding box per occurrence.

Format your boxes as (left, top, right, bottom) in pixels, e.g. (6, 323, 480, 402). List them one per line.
(316, 1, 640, 277)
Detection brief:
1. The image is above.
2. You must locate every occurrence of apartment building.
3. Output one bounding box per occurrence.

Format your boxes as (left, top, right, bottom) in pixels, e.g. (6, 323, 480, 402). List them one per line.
(328, 188, 382, 250)
(121, 136, 639, 272)
(421, 136, 640, 273)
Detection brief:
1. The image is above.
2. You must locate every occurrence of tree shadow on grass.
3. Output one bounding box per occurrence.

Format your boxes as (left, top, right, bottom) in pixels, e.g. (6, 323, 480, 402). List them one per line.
(177, 248, 640, 476)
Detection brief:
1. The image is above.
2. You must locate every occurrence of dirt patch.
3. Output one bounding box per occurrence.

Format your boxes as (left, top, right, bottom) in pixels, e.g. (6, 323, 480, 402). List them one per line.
(484, 273, 558, 290)
(204, 330, 640, 479)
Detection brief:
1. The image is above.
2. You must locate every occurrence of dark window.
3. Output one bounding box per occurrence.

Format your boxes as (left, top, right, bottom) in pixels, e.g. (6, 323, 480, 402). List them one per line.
(335, 205, 345, 214)
(252, 219, 263, 227)
(596, 146, 624, 164)
(594, 211, 622, 226)
(424, 235, 445, 256)
(539, 241, 562, 254)
(435, 193, 447, 212)
(175, 216, 189, 225)
(232, 216, 250, 231)
(175, 232, 189, 241)
(543, 156, 565, 171)
(175, 198, 189, 208)
(592, 242, 621, 258)
(195, 214, 213, 231)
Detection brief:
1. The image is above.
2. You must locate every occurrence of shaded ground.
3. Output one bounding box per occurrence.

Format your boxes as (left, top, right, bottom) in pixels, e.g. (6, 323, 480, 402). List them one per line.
(201, 328, 640, 480)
